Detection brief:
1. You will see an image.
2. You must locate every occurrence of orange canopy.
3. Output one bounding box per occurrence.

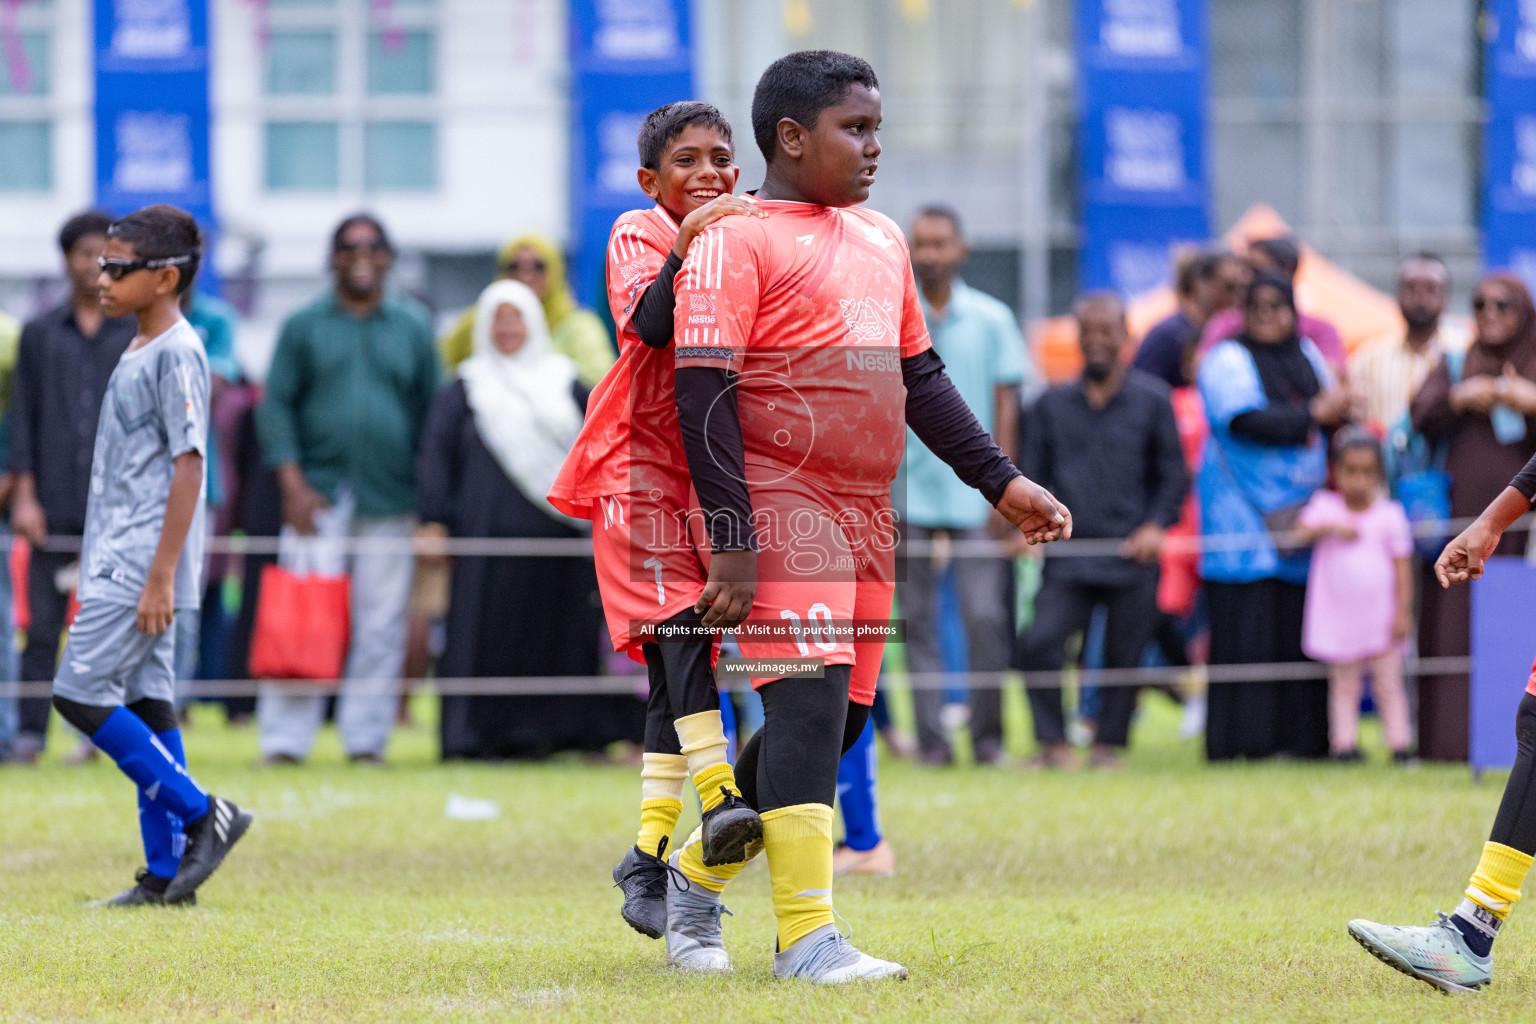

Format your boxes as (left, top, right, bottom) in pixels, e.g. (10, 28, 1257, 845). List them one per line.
(1032, 204, 1405, 383)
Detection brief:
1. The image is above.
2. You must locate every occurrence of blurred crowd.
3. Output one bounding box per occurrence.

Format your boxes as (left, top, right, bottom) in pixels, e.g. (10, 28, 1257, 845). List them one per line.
(0, 204, 1522, 768)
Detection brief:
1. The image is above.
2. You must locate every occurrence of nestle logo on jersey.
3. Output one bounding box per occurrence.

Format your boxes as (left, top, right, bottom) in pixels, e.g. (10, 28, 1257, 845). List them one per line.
(689, 293, 716, 314)
(846, 350, 900, 373)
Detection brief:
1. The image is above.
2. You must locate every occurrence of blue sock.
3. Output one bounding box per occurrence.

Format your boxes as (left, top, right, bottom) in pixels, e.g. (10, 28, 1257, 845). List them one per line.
(139, 728, 188, 879)
(836, 719, 882, 852)
(91, 708, 210, 823)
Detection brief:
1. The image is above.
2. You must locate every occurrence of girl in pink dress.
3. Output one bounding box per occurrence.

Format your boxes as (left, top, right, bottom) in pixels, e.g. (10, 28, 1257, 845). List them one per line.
(1297, 428, 1414, 761)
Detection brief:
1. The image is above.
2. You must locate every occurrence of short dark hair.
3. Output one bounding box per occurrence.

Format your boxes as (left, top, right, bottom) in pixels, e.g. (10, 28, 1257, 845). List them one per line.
(1175, 248, 1231, 298)
(751, 50, 879, 162)
(58, 211, 114, 255)
(913, 204, 963, 238)
(106, 204, 202, 293)
(331, 213, 393, 256)
(637, 101, 733, 171)
(1251, 236, 1301, 279)
(1330, 424, 1384, 473)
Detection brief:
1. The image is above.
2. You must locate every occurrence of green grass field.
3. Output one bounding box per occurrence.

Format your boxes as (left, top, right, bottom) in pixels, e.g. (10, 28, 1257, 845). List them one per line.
(2, 691, 1532, 1023)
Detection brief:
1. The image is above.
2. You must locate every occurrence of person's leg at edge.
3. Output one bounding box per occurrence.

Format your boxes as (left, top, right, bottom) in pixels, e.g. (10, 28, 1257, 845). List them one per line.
(1328, 660, 1366, 756)
(835, 717, 886, 857)
(899, 528, 950, 763)
(952, 534, 1012, 763)
(1349, 692, 1536, 990)
(128, 698, 189, 889)
(1367, 648, 1413, 757)
(52, 695, 210, 832)
(637, 641, 687, 857)
(663, 608, 755, 858)
(14, 549, 72, 758)
(1020, 576, 1092, 766)
(334, 514, 414, 760)
(1089, 575, 1159, 764)
(756, 667, 850, 951)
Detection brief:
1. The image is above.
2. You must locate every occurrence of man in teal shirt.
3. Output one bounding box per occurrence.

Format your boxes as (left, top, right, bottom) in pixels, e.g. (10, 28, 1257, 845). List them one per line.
(256, 214, 439, 763)
(900, 206, 1035, 765)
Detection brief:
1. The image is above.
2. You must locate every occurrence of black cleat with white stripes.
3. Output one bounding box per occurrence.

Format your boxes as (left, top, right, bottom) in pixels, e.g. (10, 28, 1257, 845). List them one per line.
(165, 796, 253, 903)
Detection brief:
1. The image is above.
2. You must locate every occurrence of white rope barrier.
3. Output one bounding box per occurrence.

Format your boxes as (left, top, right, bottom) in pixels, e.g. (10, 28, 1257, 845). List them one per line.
(0, 657, 1476, 699)
(17, 512, 1527, 559)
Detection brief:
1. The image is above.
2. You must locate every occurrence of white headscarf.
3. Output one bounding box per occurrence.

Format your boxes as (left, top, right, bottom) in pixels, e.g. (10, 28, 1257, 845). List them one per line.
(457, 280, 582, 523)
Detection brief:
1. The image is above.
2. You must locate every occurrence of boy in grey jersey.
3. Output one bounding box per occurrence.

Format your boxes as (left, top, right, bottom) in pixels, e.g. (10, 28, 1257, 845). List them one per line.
(50, 205, 251, 907)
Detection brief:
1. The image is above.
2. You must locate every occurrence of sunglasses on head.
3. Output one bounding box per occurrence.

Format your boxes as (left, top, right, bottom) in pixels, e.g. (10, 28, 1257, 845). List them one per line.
(505, 259, 547, 274)
(1474, 296, 1514, 314)
(335, 241, 390, 256)
(97, 254, 193, 281)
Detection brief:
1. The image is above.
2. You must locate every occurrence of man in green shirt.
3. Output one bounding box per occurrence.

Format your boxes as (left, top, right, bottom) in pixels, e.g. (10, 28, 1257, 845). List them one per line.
(255, 214, 439, 764)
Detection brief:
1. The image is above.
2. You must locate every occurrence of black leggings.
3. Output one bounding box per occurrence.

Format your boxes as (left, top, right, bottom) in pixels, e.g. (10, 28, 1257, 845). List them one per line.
(52, 696, 178, 736)
(1490, 692, 1536, 854)
(731, 666, 869, 813)
(641, 608, 720, 756)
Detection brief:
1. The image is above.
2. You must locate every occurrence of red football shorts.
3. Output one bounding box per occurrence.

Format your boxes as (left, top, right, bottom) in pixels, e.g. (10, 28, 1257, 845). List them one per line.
(592, 490, 709, 661)
(721, 479, 896, 706)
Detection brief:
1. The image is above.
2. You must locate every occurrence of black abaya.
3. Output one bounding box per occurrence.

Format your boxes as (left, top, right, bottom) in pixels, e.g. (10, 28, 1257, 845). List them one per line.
(1204, 578, 1328, 761)
(418, 379, 643, 760)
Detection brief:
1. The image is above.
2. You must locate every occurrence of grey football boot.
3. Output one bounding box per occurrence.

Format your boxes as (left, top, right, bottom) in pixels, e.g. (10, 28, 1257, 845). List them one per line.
(1348, 913, 1492, 993)
(664, 851, 733, 972)
(773, 924, 908, 984)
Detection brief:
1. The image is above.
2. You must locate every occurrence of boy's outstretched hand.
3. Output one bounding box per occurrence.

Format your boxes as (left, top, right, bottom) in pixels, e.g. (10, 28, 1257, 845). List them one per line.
(1435, 519, 1502, 589)
(673, 196, 767, 258)
(137, 572, 175, 636)
(996, 476, 1072, 545)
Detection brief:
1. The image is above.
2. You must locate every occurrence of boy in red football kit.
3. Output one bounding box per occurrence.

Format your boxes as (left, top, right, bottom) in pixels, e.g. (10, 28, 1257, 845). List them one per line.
(547, 103, 767, 950)
(669, 52, 1072, 983)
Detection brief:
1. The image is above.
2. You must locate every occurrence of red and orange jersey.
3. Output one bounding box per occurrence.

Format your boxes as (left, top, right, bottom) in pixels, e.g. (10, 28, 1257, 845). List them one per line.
(549, 205, 689, 519)
(672, 199, 932, 498)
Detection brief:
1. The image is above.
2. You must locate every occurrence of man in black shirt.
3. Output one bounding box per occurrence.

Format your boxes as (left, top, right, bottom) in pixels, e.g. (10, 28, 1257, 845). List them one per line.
(1020, 292, 1188, 769)
(5, 211, 136, 763)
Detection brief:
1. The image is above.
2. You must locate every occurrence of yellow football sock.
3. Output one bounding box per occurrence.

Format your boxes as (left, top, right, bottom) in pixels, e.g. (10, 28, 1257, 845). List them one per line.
(1465, 841, 1536, 921)
(762, 803, 836, 950)
(677, 825, 757, 892)
(674, 710, 741, 812)
(636, 753, 687, 858)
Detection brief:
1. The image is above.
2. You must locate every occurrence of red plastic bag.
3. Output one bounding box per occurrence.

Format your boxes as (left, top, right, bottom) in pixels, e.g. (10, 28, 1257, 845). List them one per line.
(249, 564, 351, 681)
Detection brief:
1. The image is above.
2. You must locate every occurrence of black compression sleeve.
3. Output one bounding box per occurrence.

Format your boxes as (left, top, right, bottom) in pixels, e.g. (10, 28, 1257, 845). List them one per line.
(53, 695, 114, 735)
(675, 365, 756, 550)
(902, 349, 1022, 507)
(630, 252, 685, 349)
(1228, 406, 1312, 446)
(1512, 452, 1536, 503)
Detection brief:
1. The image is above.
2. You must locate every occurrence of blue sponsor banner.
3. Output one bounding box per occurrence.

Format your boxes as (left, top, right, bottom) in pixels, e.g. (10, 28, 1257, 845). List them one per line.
(1076, 0, 1208, 298)
(93, 0, 214, 227)
(1483, 0, 1536, 288)
(568, 0, 694, 308)
(1470, 558, 1536, 771)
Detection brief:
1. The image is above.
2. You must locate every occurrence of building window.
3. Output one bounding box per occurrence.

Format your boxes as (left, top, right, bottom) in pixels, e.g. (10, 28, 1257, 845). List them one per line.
(367, 30, 433, 95)
(364, 120, 434, 189)
(0, 121, 51, 191)
(267, 121, 340, 189)
(266, 31, 337, 95)
(260, 0, 437, 193)
(0, 0, 54, 192)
